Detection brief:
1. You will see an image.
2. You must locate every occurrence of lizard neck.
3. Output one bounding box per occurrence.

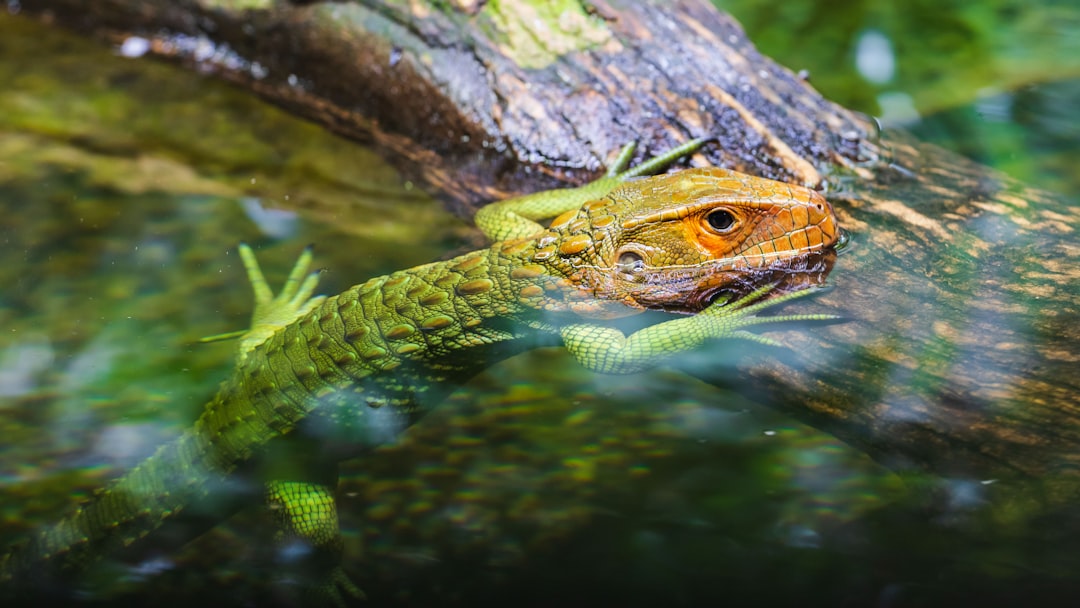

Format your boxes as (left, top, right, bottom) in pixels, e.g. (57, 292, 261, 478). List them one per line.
(487, 230, 643, 321)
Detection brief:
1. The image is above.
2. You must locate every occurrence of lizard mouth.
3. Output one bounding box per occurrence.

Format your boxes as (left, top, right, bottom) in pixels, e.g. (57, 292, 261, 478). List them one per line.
(629, 247, 838, 314)
(703, 248, 838, 308)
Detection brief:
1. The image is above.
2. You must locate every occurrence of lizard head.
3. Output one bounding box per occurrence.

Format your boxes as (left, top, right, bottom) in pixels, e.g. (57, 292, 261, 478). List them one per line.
(528, 167, 840, 318)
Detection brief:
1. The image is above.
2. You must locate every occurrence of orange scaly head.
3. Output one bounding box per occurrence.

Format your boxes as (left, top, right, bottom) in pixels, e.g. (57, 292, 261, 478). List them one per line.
(523, 167, 840, 317)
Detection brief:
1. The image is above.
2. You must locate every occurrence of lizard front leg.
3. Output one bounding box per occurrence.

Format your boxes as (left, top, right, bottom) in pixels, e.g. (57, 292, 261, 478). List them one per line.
(561, 286, 834, 374)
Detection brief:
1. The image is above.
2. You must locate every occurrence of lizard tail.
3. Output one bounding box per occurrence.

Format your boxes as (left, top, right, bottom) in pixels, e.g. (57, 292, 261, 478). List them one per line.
(1, 430, 236, 588)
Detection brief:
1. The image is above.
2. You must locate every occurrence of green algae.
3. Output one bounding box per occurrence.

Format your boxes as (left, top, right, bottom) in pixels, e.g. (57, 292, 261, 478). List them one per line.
(479, 0, 613, 69)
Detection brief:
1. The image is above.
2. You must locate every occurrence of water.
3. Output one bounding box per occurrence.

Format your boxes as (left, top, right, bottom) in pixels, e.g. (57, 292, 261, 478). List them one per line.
(1, 4, 1078, 607)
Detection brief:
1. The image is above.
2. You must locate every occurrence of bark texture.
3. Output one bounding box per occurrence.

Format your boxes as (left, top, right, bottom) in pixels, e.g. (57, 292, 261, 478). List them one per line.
(16, 0, 1080, 494)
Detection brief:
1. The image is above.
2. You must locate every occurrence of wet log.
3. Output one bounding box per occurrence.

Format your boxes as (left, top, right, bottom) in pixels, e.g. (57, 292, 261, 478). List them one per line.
(17, 0, 1080, 495)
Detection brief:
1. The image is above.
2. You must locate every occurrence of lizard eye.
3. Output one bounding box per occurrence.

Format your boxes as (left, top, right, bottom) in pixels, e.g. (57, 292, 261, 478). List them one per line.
(705, 209, 736, 233)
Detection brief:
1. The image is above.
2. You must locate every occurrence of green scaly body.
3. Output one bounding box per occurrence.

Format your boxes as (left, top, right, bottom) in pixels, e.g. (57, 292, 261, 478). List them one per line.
(0, 141, 840, 603)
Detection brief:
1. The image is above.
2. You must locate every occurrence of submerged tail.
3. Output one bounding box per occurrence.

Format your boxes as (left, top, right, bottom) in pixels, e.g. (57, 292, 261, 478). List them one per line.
(0, 429, 234, 588)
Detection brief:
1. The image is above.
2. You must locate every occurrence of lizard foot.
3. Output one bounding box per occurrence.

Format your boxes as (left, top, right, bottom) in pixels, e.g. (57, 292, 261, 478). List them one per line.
(201, 244, 327, 361)
(699, 283, 838, 347)
(308, 566, 366, 607)
(278, 565, 365, 607)
(238, 243, 327, 359)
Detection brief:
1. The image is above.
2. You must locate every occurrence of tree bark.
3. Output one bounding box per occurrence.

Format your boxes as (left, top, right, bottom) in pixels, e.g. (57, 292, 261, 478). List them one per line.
(17, 0, 1080, 494)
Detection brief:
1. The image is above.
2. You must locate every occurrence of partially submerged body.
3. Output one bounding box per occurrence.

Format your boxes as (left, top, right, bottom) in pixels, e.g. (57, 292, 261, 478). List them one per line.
(1, 141, 840, 604)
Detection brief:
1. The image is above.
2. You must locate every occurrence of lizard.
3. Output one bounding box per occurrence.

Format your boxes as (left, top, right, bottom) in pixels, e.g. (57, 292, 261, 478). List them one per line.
(0, 139, 840, 604)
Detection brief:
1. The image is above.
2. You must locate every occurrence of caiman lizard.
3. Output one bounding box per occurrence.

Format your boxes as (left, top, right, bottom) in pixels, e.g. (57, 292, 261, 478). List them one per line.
(0, 140, 840, 604)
